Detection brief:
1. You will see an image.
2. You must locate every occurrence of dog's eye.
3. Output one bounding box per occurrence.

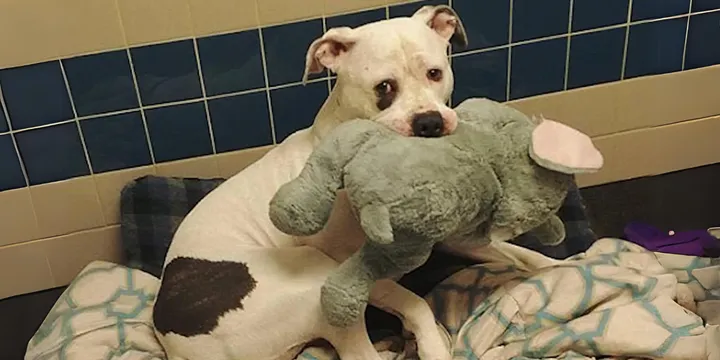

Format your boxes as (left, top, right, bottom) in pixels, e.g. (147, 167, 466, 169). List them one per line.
(374, 79, 397, 111)
(427, 68, 443, 82)
(374, 80, 395, 96)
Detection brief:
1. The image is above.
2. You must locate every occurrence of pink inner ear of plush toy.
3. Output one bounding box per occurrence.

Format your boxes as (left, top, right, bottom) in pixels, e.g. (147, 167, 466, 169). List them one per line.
(530, 119, 604, 174)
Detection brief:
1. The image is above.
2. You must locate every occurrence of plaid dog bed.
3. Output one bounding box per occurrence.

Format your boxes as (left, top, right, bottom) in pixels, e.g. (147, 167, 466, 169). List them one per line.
(120, 176, 596, 280)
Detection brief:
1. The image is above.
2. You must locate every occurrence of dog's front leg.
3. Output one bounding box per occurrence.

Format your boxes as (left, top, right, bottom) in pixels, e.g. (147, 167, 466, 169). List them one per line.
(370, 280, 452, 360)
(322, 315, 384, 360)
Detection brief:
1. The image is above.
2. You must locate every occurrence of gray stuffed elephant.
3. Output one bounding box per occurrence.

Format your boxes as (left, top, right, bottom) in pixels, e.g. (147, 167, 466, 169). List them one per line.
(269, 98, 603, 327)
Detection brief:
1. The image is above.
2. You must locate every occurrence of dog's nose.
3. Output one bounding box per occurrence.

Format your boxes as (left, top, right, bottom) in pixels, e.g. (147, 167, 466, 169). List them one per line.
(411, 111, 444, 137)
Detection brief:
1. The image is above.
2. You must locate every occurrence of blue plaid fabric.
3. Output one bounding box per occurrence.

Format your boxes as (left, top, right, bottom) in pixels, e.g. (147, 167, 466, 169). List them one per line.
(120, 175, 224, 278)
(512, 181, 598, 259)
(120, 177, 595, 279)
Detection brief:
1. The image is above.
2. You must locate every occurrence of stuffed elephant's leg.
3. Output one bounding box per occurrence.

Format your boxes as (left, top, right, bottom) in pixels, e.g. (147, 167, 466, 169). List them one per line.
(269, 122, 380, 236)
(527, 215, 566, 246)
(321, 249, 375, 328)
(269, 168, 341, 236)
(321, 239, 434, 328)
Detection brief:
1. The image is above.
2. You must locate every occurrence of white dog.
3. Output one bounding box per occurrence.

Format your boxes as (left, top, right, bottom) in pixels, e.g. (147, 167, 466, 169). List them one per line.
(152, 5, 479, 360)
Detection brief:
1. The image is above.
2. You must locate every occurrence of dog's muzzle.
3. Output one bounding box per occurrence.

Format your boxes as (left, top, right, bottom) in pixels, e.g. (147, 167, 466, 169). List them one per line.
(411, 111, 444, 137)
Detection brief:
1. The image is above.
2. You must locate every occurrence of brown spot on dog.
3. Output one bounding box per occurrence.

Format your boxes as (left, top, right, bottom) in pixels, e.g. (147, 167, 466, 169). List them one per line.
(153, 257, 257, 337)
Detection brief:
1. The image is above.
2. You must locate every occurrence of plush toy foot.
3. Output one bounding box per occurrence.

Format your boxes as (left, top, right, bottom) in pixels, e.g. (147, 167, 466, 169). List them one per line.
(530, 215, 566, 246)
(269, 179, 335, 236)
(320, 274, 371, 328)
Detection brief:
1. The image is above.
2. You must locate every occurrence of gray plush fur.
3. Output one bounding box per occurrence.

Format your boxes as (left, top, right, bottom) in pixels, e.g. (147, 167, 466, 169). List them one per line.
(269, 98, 587, 328)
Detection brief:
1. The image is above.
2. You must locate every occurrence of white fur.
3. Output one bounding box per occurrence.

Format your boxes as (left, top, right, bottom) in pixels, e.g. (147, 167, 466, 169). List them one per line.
(155, 7, 472, 360)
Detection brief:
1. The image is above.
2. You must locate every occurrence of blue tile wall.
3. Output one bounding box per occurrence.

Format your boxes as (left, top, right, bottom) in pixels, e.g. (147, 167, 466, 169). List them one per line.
(631, 0, 690, 21)
(0, 62, 74, 130)
(567, 28, 625, 89)
(693, 0, 720, 11)
(197, 31, 265, 96)
(271, 82, 328, 142)
(130, 40, 203, 106)
(81, 111, 152, 173)
(0, 0, 717, 189)
(454, 0, 510, 51)
(207, 91, 273, 152)
(63, 50, 138, 117)
(145, 102, 213, 163)
(0, 102, 7, 133)
(510, 38, 567, 99)
(625, 17, 687, 79)
(572, 0, 629, 31)
(685, 12, 720, 69)
(263, 19, 324, 86)
(452, 49, 508, 104)
(512, 0, 571, 42)
(0, 134, 25, 191)
(326, 8, 386, 29)
(15, 122, 89, 185)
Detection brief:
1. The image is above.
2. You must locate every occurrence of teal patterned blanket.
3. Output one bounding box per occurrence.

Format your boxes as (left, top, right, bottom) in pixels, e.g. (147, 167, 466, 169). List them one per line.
(25, 239, 719, 360)
(300, 238, 720, 360)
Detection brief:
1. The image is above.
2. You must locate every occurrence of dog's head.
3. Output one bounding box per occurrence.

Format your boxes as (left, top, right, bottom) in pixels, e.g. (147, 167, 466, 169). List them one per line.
(304, 5, 467, 137)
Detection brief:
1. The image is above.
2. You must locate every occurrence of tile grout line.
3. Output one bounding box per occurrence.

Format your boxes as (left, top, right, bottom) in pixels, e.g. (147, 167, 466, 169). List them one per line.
(0, 78, 332, 137)
(563, 0, 575, 90)
(505, 0, 514, 101)
(58, 60, 108, 226)
(191, 38, 218, 155)
(4, 119, 77, 135)
(113, 0, 155, 166)
(451, 8, 711, 60)
(257, 28, 277, 145)
(0, 5, 716, 136)
(620, 0, 634, 80)
(0, 7, 717, 73)
(77, 108, 137, 122)
(125, 48, 157, 165)
(58, 60, 94, 176)
(681, 0, 694, 71)
(0, 84, 31, 188)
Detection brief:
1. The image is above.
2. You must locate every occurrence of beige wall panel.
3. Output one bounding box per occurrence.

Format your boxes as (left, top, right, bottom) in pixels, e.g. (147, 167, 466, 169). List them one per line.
(257, 0, 324, 26)
(118, 0, 193, 46)
(54, 0, 125, 58)
(189, 0, 259, 36)
(30, 177, 105, 238)
(509, 65, 720, 137)
(95, 166, 156, 225)
(216, 145, 274, 179)
(0, 241, 55, 300)
(0, 0, 61, 68)
(155, 155, 221, 179)
(577, 115, 720, 188)
(0, 188, 39, 247)
(44, 226, 123, 286)
(324, 0, 387, 16)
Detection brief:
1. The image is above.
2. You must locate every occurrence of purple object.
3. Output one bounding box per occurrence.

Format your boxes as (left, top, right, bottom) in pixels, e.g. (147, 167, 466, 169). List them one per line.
(623, 222, 720, 257)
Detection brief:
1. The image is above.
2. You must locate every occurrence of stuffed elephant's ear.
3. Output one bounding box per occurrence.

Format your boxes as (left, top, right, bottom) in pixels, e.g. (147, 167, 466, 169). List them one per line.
(529, 118, 604, 174)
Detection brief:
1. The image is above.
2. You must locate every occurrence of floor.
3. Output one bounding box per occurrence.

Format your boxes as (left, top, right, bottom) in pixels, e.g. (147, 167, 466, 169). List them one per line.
(3, 163, 719, 358)
(0, 286, 66, 359)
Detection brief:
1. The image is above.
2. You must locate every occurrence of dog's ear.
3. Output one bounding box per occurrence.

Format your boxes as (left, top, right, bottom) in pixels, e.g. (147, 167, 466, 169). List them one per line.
(411, 5, 468, 49)
(303, 27, 357, 83)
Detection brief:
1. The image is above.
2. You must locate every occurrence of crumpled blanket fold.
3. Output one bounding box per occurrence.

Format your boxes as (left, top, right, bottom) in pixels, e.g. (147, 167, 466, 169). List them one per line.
(298, 238, 720, 360)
